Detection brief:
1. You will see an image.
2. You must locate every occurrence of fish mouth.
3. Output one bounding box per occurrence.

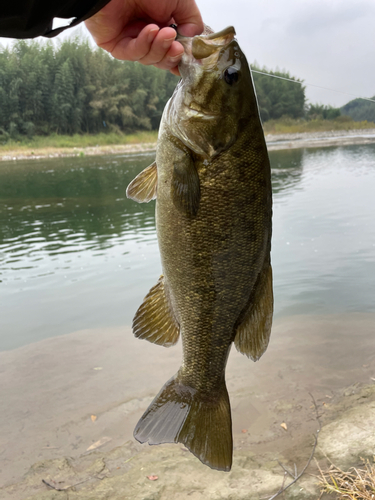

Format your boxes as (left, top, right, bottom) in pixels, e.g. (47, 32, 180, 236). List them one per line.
(175, 26, 237, 123)
(177, 26, 236, 67)
(191, 26, 236, 60)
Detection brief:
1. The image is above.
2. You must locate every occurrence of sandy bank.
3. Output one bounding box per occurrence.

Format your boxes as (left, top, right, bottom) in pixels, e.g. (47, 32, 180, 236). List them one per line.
(266, 128, 375, 151)
(1, 129, 375, 161)
(1, 313, 375, 499)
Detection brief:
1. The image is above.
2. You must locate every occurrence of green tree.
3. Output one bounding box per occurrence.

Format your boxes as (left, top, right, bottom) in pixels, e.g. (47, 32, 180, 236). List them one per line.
(251, 64, 306, 122)
(305, 103, 341, 120)
(52, 59, 77, 133)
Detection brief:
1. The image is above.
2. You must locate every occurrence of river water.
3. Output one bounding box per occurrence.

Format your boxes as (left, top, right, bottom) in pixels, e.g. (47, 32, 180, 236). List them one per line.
(1, 144, 375, 351)
(1, 144, 375, 491)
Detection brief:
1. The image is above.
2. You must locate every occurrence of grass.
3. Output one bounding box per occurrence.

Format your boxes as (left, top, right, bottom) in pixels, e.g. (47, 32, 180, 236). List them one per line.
(318, 458, 375, 499)
(263, 117, 375, 135)
(0, 130, 158, 153)
(1, 118, 375, 158)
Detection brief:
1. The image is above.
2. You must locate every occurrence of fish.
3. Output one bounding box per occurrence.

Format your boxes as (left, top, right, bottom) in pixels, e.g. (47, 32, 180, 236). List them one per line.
(126, 26, 273, 472)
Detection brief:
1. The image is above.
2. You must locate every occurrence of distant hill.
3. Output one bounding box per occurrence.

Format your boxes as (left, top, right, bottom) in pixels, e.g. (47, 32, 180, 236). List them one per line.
(341, 96, 375, 122)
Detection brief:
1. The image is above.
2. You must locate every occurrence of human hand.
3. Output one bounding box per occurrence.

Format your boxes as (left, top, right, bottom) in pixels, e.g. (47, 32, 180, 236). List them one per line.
(85, 0, 203, 75)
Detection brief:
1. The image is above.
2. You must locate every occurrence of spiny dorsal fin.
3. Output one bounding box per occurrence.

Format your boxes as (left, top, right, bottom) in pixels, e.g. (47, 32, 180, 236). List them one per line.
(172, 158, 200, 217)
(234, 265, 273, 361)
(126, 161, 157, 203)
(132, 276, 180, 347)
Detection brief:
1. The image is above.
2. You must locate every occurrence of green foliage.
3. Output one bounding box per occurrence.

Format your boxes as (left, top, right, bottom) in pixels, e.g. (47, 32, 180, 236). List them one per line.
(341, 96, 375, 123)
(3, 38, 370, 142)
(0, 130, 157, 150)
(305, 103, 341, 120)
(0, 38, 179, 139)
(251, 64, 306, 122)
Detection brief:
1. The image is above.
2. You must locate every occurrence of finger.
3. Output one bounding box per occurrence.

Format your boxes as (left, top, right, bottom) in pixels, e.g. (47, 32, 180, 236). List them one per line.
(155, 61, 180, 76)
(169, 66, 181, 77)
(109, 24, 159, 61)
(152, 41, 184, 71)
(137, 27, 178, 66)
(172, 0, 203, 36)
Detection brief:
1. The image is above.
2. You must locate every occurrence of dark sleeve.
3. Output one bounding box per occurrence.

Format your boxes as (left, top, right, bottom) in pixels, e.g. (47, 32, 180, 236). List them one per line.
(0, 0, 111, 39)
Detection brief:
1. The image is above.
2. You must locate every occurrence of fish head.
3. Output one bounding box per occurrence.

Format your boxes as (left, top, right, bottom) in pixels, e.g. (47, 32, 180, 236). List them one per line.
(165, 27, 256, 158)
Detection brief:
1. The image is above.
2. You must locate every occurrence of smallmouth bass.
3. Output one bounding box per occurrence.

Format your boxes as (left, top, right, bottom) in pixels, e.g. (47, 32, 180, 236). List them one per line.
(126, 26, 273, 471)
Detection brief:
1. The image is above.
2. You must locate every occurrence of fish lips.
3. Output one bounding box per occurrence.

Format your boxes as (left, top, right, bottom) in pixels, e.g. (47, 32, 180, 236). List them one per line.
(177, 26, 237, 78)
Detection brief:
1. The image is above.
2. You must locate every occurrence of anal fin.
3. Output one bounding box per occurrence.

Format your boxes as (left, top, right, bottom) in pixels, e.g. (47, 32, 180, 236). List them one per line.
(132, 276, 179, 347)
(126, 161, 157, 203)
(234, 265, 273, 361)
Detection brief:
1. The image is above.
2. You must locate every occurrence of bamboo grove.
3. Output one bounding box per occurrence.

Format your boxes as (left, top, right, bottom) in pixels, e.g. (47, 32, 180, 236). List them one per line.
(0, 37, 352, 141)
(0, 38, 179, 139)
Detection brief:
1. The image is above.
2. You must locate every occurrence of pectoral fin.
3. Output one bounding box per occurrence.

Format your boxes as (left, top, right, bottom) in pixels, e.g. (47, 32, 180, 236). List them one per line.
(172, 158, 200, 217)
(126, 161, 157, 203)
(133, 276, 180, 347)
(234, 265, 273, 361)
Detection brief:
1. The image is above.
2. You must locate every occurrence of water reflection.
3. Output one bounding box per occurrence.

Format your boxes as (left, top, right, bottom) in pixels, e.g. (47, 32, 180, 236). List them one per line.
(0, 154, 156, 252)
(271, 144, 375, 317)
(269, 148, 304, 196)
(1, 144, 375, 350)
(0, 153, 160, 350)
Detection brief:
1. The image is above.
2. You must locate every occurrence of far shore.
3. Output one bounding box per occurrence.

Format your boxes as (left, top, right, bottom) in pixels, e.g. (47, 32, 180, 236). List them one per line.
(1, 128, 375, 161)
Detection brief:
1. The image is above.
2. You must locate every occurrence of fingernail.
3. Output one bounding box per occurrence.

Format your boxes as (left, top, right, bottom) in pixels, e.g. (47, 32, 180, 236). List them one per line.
(162, 36, 176, 48)
(169, 52, 183, 62)
(148, 28, 159, 43)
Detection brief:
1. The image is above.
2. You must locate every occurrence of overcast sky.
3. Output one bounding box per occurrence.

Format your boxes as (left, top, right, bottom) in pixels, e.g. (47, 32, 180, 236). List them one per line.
(199, 0, 375, 106)
(1, 0, 374, 107)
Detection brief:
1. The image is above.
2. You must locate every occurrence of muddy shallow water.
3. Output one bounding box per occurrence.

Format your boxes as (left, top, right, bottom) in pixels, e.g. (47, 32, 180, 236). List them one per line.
(1, 312, 374, 491)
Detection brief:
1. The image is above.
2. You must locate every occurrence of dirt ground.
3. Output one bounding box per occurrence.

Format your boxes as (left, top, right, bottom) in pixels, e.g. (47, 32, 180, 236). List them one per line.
(1, 313, 375, 499)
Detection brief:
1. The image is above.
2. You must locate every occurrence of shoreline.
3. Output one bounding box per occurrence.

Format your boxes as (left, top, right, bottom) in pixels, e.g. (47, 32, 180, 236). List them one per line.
(266, 127, 375, 151)
(1, 313, 375, 499)
(1, 128, 375, 161)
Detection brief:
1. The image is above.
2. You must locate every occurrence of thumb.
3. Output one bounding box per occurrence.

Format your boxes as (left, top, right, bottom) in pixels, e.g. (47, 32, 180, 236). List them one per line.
(173, 0, 204, 36)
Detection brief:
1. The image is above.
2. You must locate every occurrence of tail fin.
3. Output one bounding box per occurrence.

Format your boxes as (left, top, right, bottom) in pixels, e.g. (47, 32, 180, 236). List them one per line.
(134, 375, 232, 471)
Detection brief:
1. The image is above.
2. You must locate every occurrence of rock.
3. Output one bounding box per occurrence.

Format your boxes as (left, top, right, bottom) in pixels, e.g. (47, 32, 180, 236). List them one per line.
(317, 384, 375, 468)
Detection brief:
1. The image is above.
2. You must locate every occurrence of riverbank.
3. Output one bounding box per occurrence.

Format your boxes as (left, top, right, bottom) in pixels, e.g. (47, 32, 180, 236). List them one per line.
(1, 313, 375, 499)
(2, 128, 375, 161)
(0, 142, 158, 161)
(266, 128, 375, 151)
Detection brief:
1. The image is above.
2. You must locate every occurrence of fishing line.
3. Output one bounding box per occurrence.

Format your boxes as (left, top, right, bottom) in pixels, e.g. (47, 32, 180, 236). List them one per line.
(250, 68, 375, 104)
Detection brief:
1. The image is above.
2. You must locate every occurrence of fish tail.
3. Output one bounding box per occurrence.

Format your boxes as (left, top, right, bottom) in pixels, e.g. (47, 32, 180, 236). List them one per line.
(134, 375, 233, 471)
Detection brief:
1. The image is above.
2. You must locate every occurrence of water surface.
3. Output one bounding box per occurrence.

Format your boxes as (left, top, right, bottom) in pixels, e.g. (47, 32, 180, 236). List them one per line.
(1, 144, 375, 350)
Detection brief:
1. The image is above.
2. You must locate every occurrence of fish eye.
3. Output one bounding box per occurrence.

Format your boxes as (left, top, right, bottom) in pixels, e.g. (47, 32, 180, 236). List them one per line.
(224, 67, 239, 85)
